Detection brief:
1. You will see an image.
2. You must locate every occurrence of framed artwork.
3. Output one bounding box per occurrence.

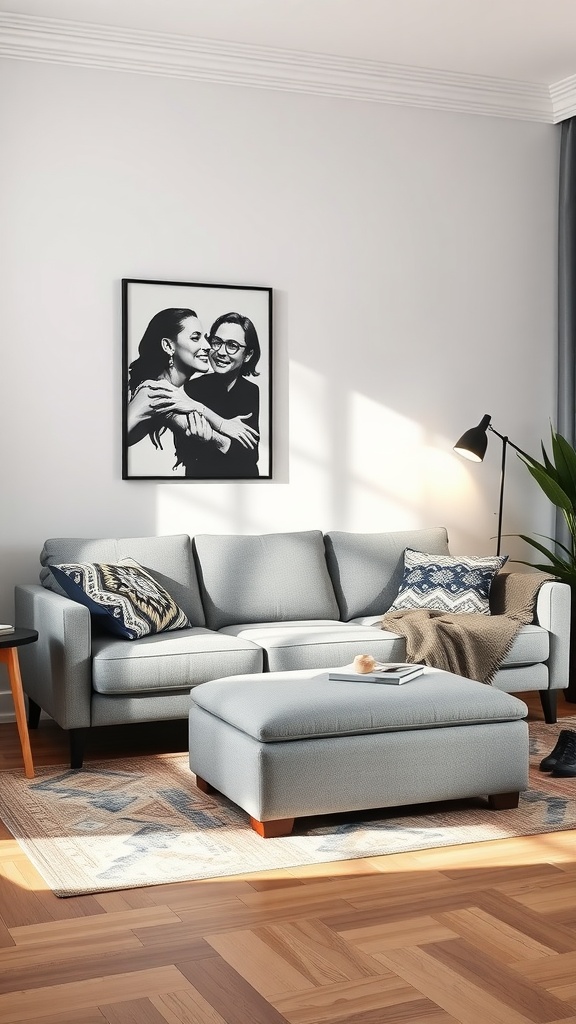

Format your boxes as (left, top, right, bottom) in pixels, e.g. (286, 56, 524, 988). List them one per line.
(122, 278, 272, 480)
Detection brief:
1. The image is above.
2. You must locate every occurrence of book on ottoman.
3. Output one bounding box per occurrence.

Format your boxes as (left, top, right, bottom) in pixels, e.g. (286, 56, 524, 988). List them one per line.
(329, 663, 424, 684)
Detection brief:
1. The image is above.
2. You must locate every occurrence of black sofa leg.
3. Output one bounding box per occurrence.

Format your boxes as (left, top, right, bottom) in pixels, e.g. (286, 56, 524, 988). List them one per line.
(27, 698, 41, 729)
(539, 690, 557, 724)
(69, 729, 86, 770)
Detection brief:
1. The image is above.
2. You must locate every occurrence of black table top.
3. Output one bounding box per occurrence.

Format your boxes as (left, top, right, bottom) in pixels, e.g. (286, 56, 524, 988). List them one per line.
(0, 627, 38, 650)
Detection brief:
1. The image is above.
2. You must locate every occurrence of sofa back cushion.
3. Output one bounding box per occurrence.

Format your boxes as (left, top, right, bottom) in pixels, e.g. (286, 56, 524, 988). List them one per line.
(193, 530, 340, 629)
(40, 534, 205, 627)
(324, 527, 450, 621)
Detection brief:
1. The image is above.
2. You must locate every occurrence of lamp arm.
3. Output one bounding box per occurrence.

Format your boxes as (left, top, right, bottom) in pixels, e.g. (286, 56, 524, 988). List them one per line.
(487, 424, 530, 461)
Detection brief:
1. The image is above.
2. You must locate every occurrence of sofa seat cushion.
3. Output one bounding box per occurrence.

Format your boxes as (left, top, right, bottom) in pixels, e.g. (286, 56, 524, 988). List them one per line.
(91, 627, 263, 695)
(191, 668, 528, 743)
(218, 620, 406, 672)
(351, 616, 549, 668)
(193, 530, 340, 630)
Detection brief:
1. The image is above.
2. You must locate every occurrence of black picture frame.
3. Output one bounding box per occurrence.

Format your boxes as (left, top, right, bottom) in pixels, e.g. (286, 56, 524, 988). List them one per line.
(122, 278, 273, 480)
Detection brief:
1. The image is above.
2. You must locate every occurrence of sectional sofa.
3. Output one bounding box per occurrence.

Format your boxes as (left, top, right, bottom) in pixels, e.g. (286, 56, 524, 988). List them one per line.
(14, 527, 570, 768)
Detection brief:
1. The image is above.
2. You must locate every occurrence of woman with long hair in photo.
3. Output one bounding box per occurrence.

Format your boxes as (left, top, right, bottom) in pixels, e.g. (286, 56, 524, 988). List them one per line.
(127, 308, 259, 467)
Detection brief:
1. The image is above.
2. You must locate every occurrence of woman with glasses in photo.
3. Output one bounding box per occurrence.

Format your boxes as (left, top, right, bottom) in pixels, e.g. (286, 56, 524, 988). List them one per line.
(175, 312, 262, 478)
(126, 308, 258, 473)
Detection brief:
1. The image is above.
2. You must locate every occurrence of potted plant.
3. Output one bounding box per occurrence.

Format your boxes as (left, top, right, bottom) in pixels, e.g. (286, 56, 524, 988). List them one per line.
(517, 425, 576, 701)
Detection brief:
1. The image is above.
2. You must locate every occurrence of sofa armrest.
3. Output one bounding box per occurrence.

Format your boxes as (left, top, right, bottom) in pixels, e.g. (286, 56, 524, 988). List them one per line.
(534, 580, 571, 690)
(14, 584, 93, 729)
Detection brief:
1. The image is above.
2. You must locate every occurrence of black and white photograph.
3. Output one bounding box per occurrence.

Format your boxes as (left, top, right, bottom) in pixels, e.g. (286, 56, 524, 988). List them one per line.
(122, 278, 272, 480)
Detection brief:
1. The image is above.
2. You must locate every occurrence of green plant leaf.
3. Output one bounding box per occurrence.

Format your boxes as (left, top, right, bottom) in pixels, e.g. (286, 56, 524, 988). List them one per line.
(516, 534, 571, 572)
(502, 529, 567, 552)
(551, 429, 576, 498)
(528, 532, 574, 559)
(518, 451, 542, 471)
(515, 427, 576, 574)
(513, 558, 573, 582)
(518, 450, 562, 489)
(540, 441, 557, 477)
(521, 462, 573, 513)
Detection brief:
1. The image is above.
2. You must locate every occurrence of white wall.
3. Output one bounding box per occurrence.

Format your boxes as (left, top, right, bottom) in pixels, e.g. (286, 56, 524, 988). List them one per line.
(0, 57, 559, 712)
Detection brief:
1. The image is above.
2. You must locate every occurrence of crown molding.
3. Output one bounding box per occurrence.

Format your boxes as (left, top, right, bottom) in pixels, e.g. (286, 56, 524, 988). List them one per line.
(550, 75, 576, 123)
(0, 11, 558, 123)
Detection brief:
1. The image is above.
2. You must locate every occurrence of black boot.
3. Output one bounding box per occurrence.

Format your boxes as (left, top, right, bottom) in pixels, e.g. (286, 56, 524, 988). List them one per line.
(551, 732, 576, 777)
(539, 729, 576, 771)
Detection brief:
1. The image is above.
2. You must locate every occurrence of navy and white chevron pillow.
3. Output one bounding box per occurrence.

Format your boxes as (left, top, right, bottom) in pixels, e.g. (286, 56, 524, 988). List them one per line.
(389, 548, 508, 615)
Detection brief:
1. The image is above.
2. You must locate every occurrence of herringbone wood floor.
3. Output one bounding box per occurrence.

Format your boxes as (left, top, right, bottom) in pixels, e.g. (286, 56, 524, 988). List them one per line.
(1, 694, 576, 1024)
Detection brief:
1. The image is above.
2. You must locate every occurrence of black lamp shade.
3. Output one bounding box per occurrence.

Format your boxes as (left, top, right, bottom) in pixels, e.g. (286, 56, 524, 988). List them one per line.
(453, 413, 491, 462)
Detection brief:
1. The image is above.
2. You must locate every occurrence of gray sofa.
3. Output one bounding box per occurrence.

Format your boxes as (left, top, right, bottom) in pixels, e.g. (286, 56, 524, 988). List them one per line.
(14, 527, 571, 768)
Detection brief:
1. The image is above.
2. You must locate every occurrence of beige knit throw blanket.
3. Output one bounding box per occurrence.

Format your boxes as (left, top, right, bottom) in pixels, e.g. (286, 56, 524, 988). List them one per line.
(380, 571, 556, 684)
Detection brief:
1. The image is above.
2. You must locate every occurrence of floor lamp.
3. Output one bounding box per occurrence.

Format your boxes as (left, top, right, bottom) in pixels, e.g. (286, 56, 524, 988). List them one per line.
(453, 414, 529, 556)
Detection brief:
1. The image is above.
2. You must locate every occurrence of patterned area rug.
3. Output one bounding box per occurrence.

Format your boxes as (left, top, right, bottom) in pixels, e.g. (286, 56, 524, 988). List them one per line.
(0, 718, 575, 897)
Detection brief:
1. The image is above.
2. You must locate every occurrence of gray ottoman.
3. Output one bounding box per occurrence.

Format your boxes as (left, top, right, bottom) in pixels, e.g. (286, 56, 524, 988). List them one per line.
(188, 667, 529, 837)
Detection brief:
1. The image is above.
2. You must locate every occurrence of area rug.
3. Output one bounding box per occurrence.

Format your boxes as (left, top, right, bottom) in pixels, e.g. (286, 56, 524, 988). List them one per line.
(0, 718, 575, 897)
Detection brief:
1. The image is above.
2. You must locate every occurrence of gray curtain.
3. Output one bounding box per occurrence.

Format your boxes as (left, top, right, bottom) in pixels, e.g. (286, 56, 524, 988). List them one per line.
(558, 119, 576, 701)
(557, 118, 576, 547)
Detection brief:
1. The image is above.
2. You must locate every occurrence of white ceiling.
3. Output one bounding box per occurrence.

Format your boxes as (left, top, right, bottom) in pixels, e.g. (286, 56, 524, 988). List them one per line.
(2, 0, 576, 83)
(2, 0, 576, 122)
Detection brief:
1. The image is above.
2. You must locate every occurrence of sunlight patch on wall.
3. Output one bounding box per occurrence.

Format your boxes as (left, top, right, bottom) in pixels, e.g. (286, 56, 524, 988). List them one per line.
(349, 394, 422, 495)
(345, 397, 496, 545)
(437, 439, 497, 554)
(346, 394, 423, 528)
(149, 372, 504, 545)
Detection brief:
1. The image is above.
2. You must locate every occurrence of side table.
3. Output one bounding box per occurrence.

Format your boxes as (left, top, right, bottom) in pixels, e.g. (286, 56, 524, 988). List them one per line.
(0, 628, 37, 778)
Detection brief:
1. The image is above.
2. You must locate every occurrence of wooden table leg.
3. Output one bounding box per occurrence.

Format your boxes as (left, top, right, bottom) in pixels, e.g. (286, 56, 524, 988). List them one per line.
(0, 647, 34, 779)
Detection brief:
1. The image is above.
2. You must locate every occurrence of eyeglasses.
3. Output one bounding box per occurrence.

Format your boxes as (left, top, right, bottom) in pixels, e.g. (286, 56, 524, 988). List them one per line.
(206, 335, 247, 357)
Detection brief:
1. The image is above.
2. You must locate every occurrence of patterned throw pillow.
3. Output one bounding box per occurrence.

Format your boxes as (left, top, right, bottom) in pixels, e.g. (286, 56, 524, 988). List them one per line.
(49, 558, 191, 640)
(388, 548, 508, 615)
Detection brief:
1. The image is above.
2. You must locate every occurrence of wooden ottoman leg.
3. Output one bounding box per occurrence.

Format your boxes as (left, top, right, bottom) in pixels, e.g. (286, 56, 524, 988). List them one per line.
(195, 775, 216, 794)
(196, 773, 294, 837)
(488, 791, 520, 810)
(250, 816, 295, 838)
